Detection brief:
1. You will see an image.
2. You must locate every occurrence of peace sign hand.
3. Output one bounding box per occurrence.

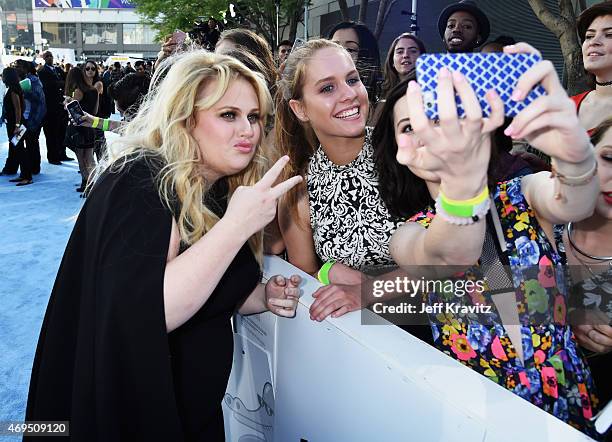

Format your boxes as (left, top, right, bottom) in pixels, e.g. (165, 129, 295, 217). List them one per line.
(224, 156, 302, 239)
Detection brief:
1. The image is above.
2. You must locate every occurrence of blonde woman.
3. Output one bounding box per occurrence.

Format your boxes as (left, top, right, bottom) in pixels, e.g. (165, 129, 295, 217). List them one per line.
(25, 51, 302, 441)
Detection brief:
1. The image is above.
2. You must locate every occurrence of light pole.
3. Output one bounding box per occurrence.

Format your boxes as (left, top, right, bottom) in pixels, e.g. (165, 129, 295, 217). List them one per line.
(410, 0, 418, 35)
(303, 0, 308, 39)
(0, 6, 4, 57)
(401, 0, 418, 35)
(275, 0, 280, 47)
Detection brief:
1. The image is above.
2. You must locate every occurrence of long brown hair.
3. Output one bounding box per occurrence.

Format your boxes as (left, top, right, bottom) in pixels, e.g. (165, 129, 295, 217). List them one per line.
(591, 117, 612, 146)
(65, 66, 96, 98)
(381, 33, 426, 99)
(274, 39, 344, 218)
(218, 28, 278, 91)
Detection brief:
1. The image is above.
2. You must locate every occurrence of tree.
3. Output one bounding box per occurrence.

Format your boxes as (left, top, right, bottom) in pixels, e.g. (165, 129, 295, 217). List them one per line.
(337, 0, 350, 21)
(132, 0, 308, 49)
(373, 0, 396, 39)
(527, 0, 589, 95)
(131, 0, 227, 40)
(358, 0, 368, 23)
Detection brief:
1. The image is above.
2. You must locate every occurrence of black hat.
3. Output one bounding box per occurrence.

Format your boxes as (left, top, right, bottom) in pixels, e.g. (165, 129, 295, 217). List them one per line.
(437, 0, 491, 45)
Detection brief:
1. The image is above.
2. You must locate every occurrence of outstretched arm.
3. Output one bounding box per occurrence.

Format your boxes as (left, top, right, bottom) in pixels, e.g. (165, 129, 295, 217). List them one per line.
(163, 157, 302, 331)
(501, 43, 598, 224)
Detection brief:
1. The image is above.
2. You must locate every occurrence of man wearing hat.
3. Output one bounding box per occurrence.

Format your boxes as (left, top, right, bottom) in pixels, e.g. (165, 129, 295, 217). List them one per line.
(438, 0, 490, 53)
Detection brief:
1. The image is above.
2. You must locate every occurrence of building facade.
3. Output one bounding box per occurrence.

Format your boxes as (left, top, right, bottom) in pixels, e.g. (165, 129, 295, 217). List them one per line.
(302, 0, 601, 79)
(33, 7, 158, 59)
(1, 0, 159, 59)
(1, 0, 35, 50)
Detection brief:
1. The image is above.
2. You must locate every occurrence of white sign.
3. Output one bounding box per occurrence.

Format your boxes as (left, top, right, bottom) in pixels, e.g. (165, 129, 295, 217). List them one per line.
(223, 256, 597, 442)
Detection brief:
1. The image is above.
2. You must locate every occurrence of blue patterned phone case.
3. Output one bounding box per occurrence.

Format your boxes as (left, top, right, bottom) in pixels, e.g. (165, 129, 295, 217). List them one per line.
(415, 52, 547, 119)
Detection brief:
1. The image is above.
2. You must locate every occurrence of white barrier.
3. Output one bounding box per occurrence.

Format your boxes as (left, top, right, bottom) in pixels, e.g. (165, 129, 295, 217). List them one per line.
(223, 256, 595, 442)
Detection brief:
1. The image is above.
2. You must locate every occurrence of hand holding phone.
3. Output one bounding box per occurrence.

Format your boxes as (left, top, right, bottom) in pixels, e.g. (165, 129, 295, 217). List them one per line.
(291, 37, 306, 53)
(66, 100, 85, 125)
(172, 30, 187, 47)
(500, 43, 590, 164)
(416, 52, 547, 119)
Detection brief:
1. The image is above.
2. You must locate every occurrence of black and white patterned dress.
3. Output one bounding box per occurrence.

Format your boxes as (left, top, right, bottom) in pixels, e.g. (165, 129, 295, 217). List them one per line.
(306, 127, 404, 270)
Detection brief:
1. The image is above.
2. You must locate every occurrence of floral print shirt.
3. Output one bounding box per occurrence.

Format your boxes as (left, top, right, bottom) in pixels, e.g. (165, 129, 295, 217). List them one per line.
(408, 177, 600, 438)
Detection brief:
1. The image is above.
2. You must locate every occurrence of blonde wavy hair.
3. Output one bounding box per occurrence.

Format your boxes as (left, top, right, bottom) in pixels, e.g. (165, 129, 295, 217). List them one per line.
(98, 50, 272, 262)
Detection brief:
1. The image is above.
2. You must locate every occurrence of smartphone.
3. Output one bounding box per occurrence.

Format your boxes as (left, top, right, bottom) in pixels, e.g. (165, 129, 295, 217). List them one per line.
(10, 124, 27, 146)
(172, 29, 187, 46)
(66, 100, 85, 125)
(415, 52, 547, 119)
(291, 37, 306, 53)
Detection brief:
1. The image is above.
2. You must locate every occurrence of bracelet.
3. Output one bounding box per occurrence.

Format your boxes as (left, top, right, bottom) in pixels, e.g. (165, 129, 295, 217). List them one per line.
(550, 155, 598, 200)
(102, 119, 110, 131)
(435, 196, 490, 225)
(91, 117, 100, 129)
(438, 186, 489, 218)
(317, 260, 336, 285)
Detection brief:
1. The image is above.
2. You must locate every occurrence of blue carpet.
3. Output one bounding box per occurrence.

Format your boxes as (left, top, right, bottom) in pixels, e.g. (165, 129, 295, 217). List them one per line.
(0, 131, 84, 438)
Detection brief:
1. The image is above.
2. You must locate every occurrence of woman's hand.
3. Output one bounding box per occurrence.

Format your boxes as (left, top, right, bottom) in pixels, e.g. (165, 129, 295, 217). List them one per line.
(571, 309, 612, 354)
(69, 111, 95, 128)
(63, 98, 95, 127)
(265, 275, 301, 318)
(309, 282, 362, 321)
(575, 324, 612, 354)
(224, 156, 302, 241)
(156, 36, 179, 65)
(504, 43, 591, 164)
(401, 68, 504, 199)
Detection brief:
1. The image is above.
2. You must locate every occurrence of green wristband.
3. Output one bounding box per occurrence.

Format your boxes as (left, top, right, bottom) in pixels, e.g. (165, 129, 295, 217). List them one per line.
(439, 187, 489, 218)
(102, 119, 110, 131)
(317, 260, 336, 285)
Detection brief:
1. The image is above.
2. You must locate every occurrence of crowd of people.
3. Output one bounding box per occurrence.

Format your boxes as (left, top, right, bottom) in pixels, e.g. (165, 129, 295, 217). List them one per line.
(15, 0, 612, 440)
(0, 53, 152, 190)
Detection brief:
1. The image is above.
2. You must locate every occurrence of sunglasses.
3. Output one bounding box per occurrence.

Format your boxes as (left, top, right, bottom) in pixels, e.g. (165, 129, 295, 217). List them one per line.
(85, 67, 96, 71)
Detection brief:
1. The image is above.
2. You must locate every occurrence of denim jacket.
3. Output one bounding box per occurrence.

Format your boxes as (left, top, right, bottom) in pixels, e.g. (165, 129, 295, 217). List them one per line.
(23, 74, 47, 130)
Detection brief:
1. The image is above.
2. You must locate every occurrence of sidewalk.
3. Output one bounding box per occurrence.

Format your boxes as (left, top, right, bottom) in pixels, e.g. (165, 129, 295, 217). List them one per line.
(0, 130, 84, 429)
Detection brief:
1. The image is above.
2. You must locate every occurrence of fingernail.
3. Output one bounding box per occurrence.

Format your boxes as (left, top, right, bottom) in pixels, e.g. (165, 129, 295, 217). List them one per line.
(439, 67, 450, 78)
(504, 125, 514, 136)
(407, 80, 417, 91)
(452, 71, 465, 82)
(511, 89, 523, 101)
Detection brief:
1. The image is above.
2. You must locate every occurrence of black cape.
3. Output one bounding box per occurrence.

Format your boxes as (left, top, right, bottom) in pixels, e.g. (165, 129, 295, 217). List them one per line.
(25, 158, 260, 441)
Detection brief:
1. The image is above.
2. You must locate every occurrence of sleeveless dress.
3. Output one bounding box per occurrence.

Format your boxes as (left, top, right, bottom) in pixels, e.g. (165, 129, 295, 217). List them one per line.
(408, 177, 600, 438)
(25, 158, 261, 441)
(571, 90, 596, 136)
(65, 88, 98, 150)
(306, 127, 404, 270)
